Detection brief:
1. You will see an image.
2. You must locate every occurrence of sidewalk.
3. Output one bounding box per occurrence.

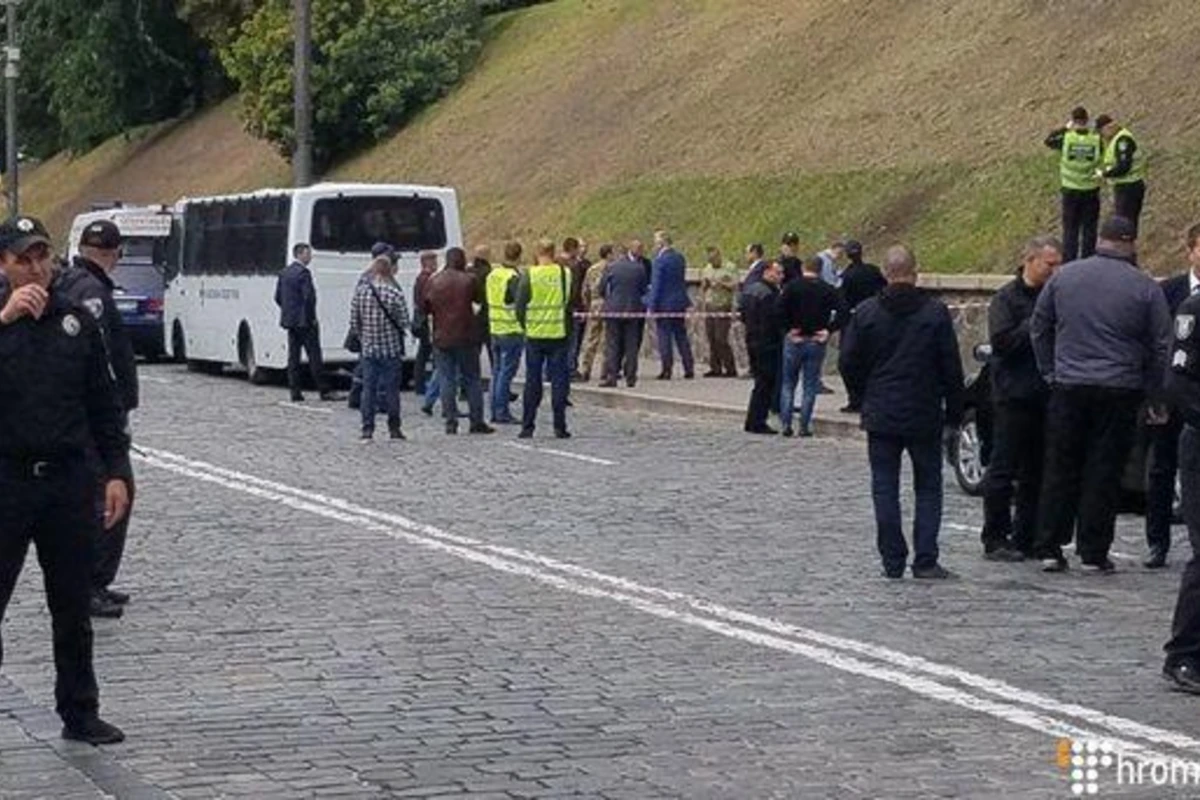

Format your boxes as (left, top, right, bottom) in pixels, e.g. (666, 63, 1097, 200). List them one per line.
(510, 357, 864, 438)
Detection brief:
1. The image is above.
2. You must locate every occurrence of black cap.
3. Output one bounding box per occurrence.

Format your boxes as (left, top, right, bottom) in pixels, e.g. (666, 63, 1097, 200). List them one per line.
(79, 219, 122, 250)
(1095, 114, 1114, 130)
(845, 239, 863, 256)
(0, 216, 51, 255)
(781, 232, 800, 247)
(370, 241, 394, 259)
(1099, 215, 1137, 243)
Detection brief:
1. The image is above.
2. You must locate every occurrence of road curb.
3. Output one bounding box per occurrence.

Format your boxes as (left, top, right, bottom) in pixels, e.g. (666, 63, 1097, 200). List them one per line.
(511, 379, 865, 440)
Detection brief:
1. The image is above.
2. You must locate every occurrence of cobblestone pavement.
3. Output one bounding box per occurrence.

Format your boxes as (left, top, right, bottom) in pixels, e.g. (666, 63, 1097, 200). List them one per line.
(2, 364, 1200, 798)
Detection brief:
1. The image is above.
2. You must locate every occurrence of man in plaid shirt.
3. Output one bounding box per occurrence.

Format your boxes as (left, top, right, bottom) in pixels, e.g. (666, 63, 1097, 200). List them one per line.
(350, 255, 410, 442)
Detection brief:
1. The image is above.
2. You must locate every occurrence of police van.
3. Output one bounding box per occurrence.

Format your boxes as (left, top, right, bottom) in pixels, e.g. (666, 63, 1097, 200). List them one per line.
(67, 204, 176, 359)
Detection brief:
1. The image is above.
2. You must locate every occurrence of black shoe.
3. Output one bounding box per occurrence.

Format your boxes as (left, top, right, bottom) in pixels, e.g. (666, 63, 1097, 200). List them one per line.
(103, 588, 130, 605)
(62, 715, 125, 745)
(518, 428, 534, 439)
(508, 392, 519, 403)
(445, 423, 458, 435)
(984, 547, 1026, 563)
(818, 383, 835, 395)
(555, 429, 571, 439)
(565, 398, 574, 408)
(598, 380, 618, 388)
(912, 564, 954, 580)
(744, 425, 778, 435)
(657, 372, 671, 381)
(469, 423, 496, 435)
(840, 404, 860, 414)
(421, 405, 433, 417)
(1164, 661, 1200, 694)
(683, 372, 695, 380)
(703, 370, 721, 378)
(89, 593, 123, 619)
(781, 426, 794, 438)
(626, 379, 637, 388)
(725, 371, 739, 378)
(1144, 548, 1169, 569)
(798, 427, 814, 438)
(1081, 558, 1116, 574)
(290, 393, 305, 402)
(881, 567, 904, 580)
(389, 428, 406, 440)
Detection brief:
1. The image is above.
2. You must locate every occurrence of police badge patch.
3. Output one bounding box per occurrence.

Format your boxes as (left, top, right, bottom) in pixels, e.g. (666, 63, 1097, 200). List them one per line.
(62, 314, 81, 337)
(1177, 314, 1195, 341)
(83, 298, 104, 319)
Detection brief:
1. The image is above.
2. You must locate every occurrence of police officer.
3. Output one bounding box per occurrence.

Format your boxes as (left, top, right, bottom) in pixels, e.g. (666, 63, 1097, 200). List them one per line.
(0, 215, 130, 743)
(58, 220, 136, 619)
(515, 238, 572, 439)
(1162, 272, 1200, 693)
(1096, 114, 1147, 237)
(1045, 107, 1102, 262)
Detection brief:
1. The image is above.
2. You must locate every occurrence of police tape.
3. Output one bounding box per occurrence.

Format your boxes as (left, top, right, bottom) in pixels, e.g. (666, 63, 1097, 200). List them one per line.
(571, 302, 990, 320)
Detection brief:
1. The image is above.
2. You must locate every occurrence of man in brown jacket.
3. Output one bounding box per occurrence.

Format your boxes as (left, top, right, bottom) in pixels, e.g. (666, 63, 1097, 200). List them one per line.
(423, 247, 494, 435)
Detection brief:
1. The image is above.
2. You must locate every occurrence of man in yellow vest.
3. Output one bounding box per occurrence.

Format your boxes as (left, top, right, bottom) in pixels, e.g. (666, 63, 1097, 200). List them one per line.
(486, 241, 525, 425)
(1096, 113, 1147, 237)
(1044, 106, 1103, 262)
(515, 238, 573, 439)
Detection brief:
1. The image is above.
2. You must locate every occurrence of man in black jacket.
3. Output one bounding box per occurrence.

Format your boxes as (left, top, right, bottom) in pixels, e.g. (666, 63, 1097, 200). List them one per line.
(837, 240, 886, 413)
(979, 236, 1063, 562)
(57, 220, 138, 619)
(275, 243, 336, 403)
(742, 261, 784, 434)
(777, 256, 845, 437)
(840, 245, 964, 579)
(1144, 223, 1200, 568)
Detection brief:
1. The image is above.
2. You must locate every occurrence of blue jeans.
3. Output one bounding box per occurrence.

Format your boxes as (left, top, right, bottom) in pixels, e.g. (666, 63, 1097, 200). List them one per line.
(436, 346, 484, 427)
(361, 355, 401, 434)
(522, 339, 569, 433)
(491, 334, 523, 422)
(778, 340, 827, 432)
(868, 433, 943, 574)
(655, 317, 694, 376)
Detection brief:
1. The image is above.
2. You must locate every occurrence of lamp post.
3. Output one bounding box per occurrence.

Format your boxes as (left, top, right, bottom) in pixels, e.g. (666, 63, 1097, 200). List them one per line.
(293, 0, 313, 188)
(4, 0, 19, 216)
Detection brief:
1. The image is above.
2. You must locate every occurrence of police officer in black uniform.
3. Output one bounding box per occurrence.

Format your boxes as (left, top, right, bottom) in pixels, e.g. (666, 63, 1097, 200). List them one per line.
(0, 216, 131, 743)
(1164, 280, 1200, 692)
(59, 219, 137, 619)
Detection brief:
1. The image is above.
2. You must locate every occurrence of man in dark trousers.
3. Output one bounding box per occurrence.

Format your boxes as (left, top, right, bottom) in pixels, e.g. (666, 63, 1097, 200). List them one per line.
(837, 240, 886, 413)
(58, 220, 138, 619)
(839, 245, 964, 580)
(979, 236, 1063, 562)
(1161, 277, 1200, 693)
(742, 260, 784, 435)
(275, 243, 337, 402)
(1031, 216, 1172, 572)
(1045, 107, 1103, 262)
(0, 215, 131, 744)
(647, 230, 694, 380)
(598, 245, 649, 388)
(1144, 223, 1200, 568)
(1097, 114, 1148, 237)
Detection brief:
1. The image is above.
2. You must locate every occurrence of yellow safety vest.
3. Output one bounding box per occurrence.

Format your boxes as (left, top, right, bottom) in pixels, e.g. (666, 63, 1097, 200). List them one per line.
(525, 263, 570, 340)
(1060, 129, 1102, 191)
(486, 265, 522, 336)
(1104, 128, 1146, 185)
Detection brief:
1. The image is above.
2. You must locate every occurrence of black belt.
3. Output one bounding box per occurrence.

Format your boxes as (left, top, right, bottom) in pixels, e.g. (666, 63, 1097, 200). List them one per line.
(0, 457, 70, 480)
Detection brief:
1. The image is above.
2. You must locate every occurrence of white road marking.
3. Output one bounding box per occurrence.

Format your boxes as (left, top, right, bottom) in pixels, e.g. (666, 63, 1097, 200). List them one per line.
(140, 375, 175, 385)
(276, 401, 334, 415)
(135, 445, 1200, 763)
(504, 441, 616, 466)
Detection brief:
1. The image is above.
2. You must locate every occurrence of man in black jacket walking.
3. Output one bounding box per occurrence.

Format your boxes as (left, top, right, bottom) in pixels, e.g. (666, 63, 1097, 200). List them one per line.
(57, 220, 138, 619)
(840, 245, 964, 579)
(979, 236, 1063, 562)
(1143, 223, 1200, 568)
(742, 261, 784, 434)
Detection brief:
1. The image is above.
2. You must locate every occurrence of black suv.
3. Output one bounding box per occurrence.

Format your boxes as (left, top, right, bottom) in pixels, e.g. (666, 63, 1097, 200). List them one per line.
(947, 345, 1169, 512)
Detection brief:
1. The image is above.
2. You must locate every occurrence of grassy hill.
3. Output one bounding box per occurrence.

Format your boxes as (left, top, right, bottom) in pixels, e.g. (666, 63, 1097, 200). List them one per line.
(23, 0, 1200, 272)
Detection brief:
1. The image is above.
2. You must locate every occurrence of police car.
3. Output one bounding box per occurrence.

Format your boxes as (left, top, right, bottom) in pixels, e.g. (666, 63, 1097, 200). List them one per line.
(67, 205, 176, 359)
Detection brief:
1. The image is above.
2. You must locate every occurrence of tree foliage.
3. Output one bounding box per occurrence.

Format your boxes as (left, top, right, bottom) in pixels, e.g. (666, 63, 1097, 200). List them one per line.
(223, 0, 482, 168)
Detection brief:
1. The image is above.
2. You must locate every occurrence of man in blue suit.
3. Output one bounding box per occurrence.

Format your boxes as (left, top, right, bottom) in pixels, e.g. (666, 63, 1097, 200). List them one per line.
(647, 230, 695, 380)
(275, 242, 338, 402)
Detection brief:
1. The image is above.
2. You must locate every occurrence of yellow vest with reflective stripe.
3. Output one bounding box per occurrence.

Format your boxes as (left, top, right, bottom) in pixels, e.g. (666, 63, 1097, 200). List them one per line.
(1060, 129, 1102, 191)
(486, 265, 522, 336)
(525, 263, 570, 340)
(1104, 129, 1146, 185)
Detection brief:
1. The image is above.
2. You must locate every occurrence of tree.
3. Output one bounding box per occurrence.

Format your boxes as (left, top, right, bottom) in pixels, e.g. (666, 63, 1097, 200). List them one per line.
(223, 0, 481, 169)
